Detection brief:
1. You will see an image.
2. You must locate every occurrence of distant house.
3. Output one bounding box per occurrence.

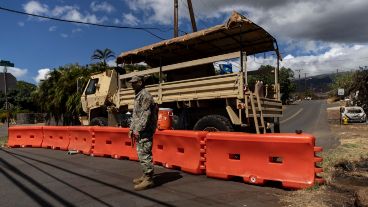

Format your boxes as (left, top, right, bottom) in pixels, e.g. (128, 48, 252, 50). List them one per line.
(0, 73, 17, 93)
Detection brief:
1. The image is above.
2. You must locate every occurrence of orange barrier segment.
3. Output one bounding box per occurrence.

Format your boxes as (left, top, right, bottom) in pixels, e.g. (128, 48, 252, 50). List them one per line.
(68, 126, 93, 155)
(7, 126, 43, 148)
(91, 127, 138, 161)
(153, 130, 207, 174)
(42, 126, 70, 150)
(205, 132, 322, 189)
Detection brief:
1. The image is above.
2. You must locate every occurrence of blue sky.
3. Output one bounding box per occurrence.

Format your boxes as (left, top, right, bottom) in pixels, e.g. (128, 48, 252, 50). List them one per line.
(1, 0, 368, 84)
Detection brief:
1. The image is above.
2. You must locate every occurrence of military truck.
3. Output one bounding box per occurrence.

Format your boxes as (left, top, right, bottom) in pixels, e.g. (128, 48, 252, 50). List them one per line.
(80, 11, 283, 134)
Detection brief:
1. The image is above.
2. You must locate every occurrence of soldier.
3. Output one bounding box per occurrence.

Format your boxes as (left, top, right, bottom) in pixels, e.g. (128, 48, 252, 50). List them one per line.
(128, 75, 158, 191)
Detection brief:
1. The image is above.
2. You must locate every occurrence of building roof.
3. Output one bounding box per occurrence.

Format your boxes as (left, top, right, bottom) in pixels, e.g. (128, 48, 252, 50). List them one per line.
(117, 11, 281, 67)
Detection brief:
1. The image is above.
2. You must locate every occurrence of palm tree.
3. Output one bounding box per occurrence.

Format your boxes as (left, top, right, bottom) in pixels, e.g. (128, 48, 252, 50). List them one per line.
(91, 48, 115, 66)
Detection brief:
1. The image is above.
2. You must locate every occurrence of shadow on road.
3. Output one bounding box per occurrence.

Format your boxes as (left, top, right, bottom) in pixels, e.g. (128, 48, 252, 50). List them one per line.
(0, 157, 76, 207)
(0, 166, 53, 206)
(0, 149, 176, 207)
(1, 150, 113, 207)
(154, 172, 183, 187)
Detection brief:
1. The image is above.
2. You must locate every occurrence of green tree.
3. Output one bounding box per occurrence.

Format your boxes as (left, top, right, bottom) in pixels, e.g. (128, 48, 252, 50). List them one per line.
(91, 48, 115, 66)
(33, 64, 92, 125)
(279, 67, 296, 104)
(14, 81, 37, 111)
(329, 72, 354, 97)
(248, 65, 296, 103)
(349, 69, 368, 111)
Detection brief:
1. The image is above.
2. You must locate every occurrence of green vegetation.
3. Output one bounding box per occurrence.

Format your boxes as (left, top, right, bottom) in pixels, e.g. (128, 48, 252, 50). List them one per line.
(0, 81, 38, 122)
(329, 69, 368, 110)
(248, 65, 296, 104)
(0, 136, 7, 146)
(91, 48, 115, 66)
(31, 48, 149, 125)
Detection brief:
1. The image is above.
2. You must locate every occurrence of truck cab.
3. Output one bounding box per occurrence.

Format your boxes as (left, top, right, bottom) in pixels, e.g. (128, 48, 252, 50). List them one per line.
(80, 70, 119, 126)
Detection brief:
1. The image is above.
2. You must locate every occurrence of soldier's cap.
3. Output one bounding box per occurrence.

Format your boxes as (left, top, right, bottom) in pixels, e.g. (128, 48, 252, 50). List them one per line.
(129, 75, 143, 83)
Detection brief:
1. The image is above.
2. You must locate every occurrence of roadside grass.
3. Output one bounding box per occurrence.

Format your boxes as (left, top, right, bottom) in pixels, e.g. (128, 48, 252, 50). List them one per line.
(280, 125, 368, 207)
(0, 136, 7, 147)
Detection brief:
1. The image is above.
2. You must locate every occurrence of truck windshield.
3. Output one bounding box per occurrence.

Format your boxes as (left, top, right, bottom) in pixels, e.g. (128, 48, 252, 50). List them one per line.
(85, 78, 99, 95)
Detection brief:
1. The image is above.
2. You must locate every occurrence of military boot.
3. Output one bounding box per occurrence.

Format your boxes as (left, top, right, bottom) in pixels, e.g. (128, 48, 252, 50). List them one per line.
(133, 175, 145, 185)
(134, 174, 154, 191)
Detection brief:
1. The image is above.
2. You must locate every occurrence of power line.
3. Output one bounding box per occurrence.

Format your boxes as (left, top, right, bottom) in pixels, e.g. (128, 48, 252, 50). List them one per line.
(0, 5, 168, 40)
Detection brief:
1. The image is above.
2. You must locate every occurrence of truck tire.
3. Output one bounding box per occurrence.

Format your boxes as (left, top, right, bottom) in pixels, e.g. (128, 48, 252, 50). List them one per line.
(193, 115, 234, 132)
(90, 117, 108, 126)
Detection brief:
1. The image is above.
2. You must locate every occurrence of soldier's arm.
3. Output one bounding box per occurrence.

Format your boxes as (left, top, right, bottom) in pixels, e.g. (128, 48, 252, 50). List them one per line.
(135, 96, 153, 133)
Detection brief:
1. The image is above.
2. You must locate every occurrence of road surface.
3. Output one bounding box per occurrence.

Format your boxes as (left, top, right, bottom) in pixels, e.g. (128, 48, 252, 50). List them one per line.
(281, 100, 339, 149)
(0, 147, 284, 207)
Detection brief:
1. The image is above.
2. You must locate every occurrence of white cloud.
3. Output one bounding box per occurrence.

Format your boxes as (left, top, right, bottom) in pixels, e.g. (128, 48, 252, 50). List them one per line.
(123, 0, 177, 25)
(60, 33, 68, 38)
(51, 5, 75, 16)
(0, 66, 28, 78)
(23, 0, 49, 15)
(18, 22, 25, 27)
(53, 6, 108, 24)
(49, 26, 57, 32)
(246, 44, 368, 76)
(23, 2, 107, 24)
(33, 68, 50, 83)
(90, 1, 115, 13)
(107, 59, 116, 67)
(122, 13, 140, 26)
(123, 0, 368, 43)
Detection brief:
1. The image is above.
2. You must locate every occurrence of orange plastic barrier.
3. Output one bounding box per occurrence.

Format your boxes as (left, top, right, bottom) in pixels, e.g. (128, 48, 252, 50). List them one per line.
(42, 126, 70, 150)
(153, 130, 207, 174)
(7, 126, 43, 148)
(68, 126, 93, 155)
(157, 108, 173, 130)
(205, 132, 324, 189)
(91, 127, 138, 160)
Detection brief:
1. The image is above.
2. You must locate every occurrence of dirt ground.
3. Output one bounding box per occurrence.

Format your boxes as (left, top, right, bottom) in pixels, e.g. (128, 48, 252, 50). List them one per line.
(280, 124, 368, 207)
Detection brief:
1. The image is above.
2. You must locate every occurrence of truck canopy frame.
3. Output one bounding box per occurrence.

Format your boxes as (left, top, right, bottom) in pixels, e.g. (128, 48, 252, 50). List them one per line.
(117, 11, 281, 67)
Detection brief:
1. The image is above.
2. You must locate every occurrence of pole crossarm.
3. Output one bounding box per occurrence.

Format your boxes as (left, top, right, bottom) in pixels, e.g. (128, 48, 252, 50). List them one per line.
(0, 60, 15, 67)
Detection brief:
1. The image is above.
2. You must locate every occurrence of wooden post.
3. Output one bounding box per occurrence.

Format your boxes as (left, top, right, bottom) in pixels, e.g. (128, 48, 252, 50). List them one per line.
(174, 0, 179, 37)
(158, 57, 163, 103)
(187, 0, 197, 32)
(275, 55, 280, 100)
(242, 51, 247, 87)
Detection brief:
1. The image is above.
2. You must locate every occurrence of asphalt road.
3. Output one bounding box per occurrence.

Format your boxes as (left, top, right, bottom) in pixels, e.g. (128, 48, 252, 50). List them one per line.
(0, 147, 284, 207)
(281, 100, 339, 150)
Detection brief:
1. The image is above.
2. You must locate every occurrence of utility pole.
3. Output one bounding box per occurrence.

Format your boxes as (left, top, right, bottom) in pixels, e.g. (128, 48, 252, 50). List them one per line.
(304, 73, 308, 93)
(0, 60, 15, 128)
(295, 69, 303, 92)
(187, 0, 197, 32)
(174, 0, 179, 37)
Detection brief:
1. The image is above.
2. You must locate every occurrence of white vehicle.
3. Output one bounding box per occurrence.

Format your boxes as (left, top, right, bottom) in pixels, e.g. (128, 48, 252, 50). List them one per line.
(341, 106, 367, 123)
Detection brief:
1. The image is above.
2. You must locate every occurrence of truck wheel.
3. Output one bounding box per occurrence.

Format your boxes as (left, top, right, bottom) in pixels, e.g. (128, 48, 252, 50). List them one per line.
(193, 115, 234, 132)
(90, 117, 108, 126)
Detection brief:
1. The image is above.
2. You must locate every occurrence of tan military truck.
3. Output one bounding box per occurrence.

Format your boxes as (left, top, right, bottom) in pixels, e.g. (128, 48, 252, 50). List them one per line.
(80, 11, 283, 133)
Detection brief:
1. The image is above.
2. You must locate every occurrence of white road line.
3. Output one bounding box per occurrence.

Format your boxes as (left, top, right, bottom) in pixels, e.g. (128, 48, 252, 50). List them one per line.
(280, 108, 304, 124)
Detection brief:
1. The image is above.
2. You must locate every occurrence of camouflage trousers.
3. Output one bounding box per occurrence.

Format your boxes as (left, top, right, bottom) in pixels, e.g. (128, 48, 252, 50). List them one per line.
(136, 137, 154, 175)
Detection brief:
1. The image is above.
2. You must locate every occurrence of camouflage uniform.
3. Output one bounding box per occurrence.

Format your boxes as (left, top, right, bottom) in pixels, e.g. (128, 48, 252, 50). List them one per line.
(130, 88, 157, 176)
